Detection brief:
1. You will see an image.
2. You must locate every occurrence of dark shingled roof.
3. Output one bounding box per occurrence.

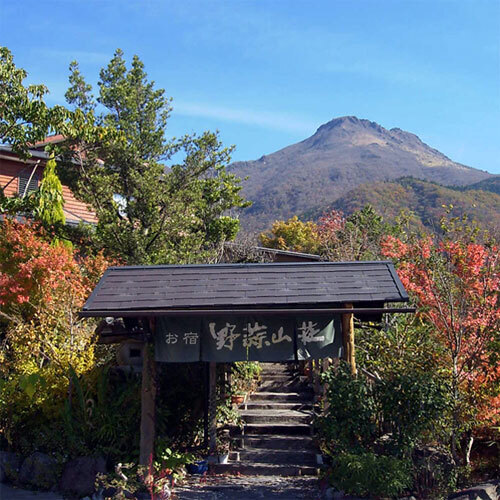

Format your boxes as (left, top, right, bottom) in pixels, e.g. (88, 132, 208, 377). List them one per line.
(81, 261, 408, 316)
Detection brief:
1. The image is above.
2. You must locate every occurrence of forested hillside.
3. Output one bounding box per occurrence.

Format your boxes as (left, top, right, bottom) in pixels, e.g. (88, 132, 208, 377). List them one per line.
(316, 177, 500, 232)
(459, 176, 500, 195)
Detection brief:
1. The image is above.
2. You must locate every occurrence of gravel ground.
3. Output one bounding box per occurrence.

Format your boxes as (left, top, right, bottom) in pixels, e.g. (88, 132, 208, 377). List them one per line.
(175, 474, 323, 500)
(0, 476, 324, 500)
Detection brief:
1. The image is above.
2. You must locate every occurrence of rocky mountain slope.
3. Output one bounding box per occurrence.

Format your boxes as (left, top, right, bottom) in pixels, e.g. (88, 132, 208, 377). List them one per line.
(230, 116, 492, 230)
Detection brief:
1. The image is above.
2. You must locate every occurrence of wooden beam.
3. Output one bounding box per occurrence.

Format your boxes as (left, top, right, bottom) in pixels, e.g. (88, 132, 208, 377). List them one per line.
(80, 306, 416, 318)
(139, 339, 157, 465)
(341, 303, 357, 376)
(208, 362, 217, 454)
(97, 333, 147, 344)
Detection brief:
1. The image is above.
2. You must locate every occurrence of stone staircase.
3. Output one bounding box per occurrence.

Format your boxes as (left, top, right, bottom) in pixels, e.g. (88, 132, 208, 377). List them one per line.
(213, 363, 319, 476)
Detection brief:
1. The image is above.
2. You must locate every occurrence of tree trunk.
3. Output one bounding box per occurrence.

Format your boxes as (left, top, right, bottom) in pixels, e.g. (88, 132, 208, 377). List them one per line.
(342, 303, 357, 375)
(450, 356, 460, 465)
(139, 343, 157, 465)
(464, 432, 474, 466)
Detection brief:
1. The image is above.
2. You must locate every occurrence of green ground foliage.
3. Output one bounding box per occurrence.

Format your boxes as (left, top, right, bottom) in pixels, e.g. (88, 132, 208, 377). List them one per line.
(329, 451, 412, 498)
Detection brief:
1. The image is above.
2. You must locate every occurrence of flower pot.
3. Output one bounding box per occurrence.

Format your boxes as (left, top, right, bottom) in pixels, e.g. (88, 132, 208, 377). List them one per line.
(186, 460, 208, 474)
(231, 394, 245, 405)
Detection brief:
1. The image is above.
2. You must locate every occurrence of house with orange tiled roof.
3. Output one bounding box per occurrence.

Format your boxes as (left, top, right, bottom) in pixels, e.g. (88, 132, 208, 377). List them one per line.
(0, 135, 97, 225)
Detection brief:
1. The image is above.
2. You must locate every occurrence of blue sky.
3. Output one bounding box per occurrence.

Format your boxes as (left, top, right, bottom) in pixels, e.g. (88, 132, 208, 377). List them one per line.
(1, 0, 499, 173)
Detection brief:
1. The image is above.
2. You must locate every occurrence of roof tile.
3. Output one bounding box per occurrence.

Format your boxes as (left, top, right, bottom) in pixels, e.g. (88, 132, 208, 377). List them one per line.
(82, 262, 408, 313)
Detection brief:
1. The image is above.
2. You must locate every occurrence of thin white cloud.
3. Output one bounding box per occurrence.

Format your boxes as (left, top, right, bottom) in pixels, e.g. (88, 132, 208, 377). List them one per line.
(174, 101, 317, 135)
(35, 49, 110, 65)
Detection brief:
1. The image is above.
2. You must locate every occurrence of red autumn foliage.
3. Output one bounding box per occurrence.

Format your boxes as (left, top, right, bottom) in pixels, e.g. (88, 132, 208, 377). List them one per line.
(0, 218, 110, 317)
(381, 233, 500, 427)
(317, 209, 346, 237)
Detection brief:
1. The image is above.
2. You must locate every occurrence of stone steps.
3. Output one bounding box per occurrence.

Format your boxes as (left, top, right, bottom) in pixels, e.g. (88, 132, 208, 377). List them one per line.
(220, 362, 317, 476)
(240, 409, 313, 425)
(242, 402, 313, 411)
(234, 434, 316, 451)
(233, 422, 313, 436)
(259, 380, 310, 391)
(230, 449, 317, 465)
(259, 373, 298, 381)
(210, 462, 319, 476)
(249, 391, 313, 402)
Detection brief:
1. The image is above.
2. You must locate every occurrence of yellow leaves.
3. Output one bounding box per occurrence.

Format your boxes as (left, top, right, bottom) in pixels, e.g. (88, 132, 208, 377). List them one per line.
(259, 216, 321, 254)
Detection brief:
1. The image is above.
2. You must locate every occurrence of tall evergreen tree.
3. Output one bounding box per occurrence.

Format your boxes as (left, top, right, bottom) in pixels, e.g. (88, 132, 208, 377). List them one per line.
(59, 49, 248, 264)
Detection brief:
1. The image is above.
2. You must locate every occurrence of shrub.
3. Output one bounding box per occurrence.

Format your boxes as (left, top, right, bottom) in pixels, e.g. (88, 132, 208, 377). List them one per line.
(231, 361, 261, 394)
(328, 451, 412, 498)
(319, 363, 377, 453)
(319, 363, 452, 497)
(319, 363, 449, 458)
(0, 220, 112, 456)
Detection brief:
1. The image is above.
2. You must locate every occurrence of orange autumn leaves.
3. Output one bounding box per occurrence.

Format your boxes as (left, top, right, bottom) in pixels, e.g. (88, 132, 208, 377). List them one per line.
(381, 234, 500, 426)
(0, 219, 110, 314)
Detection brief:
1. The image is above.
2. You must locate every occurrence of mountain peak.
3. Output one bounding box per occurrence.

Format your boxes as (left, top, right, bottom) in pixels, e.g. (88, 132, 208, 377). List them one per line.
(315, 116, 386, 136)
(230, 116, 492, 231)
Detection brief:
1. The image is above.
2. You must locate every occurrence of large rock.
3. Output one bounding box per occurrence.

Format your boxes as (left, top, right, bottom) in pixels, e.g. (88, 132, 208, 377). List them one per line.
(0, 451, 21, 483)
(449, 481, 500, 500)
(18, 452, 59, 490)
(59, 456, 106, 498)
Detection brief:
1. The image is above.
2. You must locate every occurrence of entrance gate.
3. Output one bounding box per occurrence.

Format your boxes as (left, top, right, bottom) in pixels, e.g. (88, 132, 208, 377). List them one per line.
(81, 261, 413, 464)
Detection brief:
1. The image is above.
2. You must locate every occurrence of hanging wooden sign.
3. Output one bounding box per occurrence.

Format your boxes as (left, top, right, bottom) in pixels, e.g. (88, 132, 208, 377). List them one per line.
(154, 315, 343, 362)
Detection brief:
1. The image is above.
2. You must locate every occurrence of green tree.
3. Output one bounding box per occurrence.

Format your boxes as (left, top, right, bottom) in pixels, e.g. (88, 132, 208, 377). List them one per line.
(58, 50, 248, 264)
(33, 155, 72, 247)
(0, 46, 71, 234)
(0, 46, 67, 159)
(259, 206, 400, 260)
(34, 155, 65, 226)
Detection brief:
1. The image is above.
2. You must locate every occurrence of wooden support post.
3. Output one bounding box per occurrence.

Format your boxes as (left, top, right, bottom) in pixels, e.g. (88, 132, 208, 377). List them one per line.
(313, 360, 321, 396)
(208, 362, 217, 454)
(341, 303, 357, 376)
(203, 362, 209, 449)
(307, 359, 314, 384)
(139, 342, 157, 465)
(322, 358, 332, 411)
(227, 364, 232, 389)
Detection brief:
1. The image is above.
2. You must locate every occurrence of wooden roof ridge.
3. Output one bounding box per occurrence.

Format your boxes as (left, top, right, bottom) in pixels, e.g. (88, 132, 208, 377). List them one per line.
(223, 241, 322, 261)
(102, 260, 396, 270)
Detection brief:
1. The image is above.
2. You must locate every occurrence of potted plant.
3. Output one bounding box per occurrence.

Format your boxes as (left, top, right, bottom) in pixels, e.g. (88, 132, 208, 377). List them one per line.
(215, 436, 231, 464)
(206, 436, 232, 464)
(231, 392, 245, 405)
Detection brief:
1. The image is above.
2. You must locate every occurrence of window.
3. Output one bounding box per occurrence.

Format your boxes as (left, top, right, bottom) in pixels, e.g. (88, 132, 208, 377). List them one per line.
(18, 172, 40, 196)
(129, 347, 141, 358)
